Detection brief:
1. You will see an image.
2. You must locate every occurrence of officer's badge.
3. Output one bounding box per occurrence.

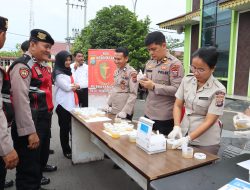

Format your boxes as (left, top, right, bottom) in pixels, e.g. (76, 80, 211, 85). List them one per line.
(120, 80, 126, 90)
(19, 67, 30, 79)
(147, 65, 153, 69)
(37, 32, 47, 40)
(161, 65, 167, 70)
(215, 91, 225, 107)
(170, 65, 180, 77)
(34, 66, 43, 78)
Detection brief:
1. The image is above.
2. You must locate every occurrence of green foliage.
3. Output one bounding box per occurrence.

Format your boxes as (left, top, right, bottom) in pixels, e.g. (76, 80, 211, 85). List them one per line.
(72, 5, 150, 70)
(166, 36, 184, 52)
(0, 43, 22, 57)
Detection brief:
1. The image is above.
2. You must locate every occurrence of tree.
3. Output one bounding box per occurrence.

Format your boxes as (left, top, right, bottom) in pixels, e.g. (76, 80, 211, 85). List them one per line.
(72, 5, 150, 70)
(0, 43, 22, 57)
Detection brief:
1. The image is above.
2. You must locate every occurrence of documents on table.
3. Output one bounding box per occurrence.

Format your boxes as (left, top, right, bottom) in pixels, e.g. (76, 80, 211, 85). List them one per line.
(218, 178, 250, 190)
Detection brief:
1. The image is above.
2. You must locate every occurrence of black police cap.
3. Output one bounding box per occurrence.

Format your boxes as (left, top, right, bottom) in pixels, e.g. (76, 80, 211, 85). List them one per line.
(0, 16, 8, 32)
(30, 29, 54, 45)
(21, 40, 30, 52)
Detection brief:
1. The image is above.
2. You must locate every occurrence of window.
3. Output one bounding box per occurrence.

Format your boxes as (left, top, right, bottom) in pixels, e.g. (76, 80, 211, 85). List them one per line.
(201, 0, 231, 78)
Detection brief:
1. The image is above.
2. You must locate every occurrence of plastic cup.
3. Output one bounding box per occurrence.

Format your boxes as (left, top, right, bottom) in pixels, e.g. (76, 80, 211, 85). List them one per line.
(182, 147, 194, 158)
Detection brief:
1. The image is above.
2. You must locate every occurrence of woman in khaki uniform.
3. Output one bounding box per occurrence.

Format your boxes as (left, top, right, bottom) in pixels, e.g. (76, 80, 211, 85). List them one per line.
(168, 47, 226, 154)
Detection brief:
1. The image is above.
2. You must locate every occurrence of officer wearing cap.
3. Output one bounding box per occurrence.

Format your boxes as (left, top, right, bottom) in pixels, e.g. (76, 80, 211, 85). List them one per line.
(0, 16, 19, 190)
(9, 29, 54, 189)
(139, 31, 184, 135)
(168, 47, 226, 154)
(104, 47, 138, 120)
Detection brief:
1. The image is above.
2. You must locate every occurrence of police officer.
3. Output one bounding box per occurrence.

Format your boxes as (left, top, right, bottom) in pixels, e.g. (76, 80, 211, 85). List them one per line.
(140, 31, 184, 135)
(0, 15, 19, 190)
(168, 47, 226, 155)
(9, 29, 55, 189)
(105, 47, 138, 120)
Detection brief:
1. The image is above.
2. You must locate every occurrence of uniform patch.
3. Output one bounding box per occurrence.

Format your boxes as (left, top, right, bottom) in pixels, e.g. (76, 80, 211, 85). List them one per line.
(215, 91, 225, 107)
(130, 72, 137, 83)
(34, 66, 43, 78)
(120, 80, 126, 90)
(19, 67, 30, 79)
(170, 65, 180, 77)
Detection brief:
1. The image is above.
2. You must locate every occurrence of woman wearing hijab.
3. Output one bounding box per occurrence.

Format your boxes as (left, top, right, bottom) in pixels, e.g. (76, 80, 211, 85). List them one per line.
(53, 51, 79, 159)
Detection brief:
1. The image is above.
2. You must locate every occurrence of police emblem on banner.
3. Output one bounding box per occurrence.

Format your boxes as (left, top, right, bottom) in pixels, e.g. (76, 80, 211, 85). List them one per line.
(215, 91, 225, 107)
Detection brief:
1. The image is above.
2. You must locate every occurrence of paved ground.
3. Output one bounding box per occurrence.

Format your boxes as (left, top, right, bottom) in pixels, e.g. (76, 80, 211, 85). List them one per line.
(5, 98, 250, 190)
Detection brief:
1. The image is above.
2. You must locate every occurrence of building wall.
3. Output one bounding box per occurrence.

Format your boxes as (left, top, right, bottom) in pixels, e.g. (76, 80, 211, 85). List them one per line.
(192, 0, 200, 11)
(234, 11, 250, 96)
(191, 24, 199, 57)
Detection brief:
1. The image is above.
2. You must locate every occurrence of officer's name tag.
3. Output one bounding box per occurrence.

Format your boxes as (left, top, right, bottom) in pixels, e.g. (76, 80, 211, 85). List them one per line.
(199, 97, 209, 100)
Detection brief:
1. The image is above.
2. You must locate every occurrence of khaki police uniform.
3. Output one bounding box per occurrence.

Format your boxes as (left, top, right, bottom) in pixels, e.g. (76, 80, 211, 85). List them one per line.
(176, 74, 226, 146)
(10, 53, 41, 189)
(0, 71, 13, 156)
(144, 52, 184, 120)
(0, 70, 14, 189)
(107, 64, 138, 117)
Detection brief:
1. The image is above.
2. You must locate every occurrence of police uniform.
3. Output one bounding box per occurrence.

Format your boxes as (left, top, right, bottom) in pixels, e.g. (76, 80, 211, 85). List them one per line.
(107, 64, 138, 120)
(176, 74, 226, 151)
(144, 52, 184, 135)
(0, 69, 14, 190)
(9, 29, 54, 189)
(0, 16, 14, 190)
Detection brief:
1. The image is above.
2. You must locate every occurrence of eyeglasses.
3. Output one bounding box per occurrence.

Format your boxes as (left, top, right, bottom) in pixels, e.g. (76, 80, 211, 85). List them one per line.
(190, 65, 206, 74)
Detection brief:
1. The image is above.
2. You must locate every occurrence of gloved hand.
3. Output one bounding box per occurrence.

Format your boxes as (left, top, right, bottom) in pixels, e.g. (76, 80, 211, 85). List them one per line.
(103, 105, 112, 113)
(168, 126, 182, 139)
(116, 112, 127, 119)
(172, 136, 191, 149)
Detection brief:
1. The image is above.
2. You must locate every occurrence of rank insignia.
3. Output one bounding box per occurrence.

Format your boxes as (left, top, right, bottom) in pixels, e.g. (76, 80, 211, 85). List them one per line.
(162, 57, 168, 64)
(215, 91, 225, 107)
(37, 32, 47, 40)
(19, 67, 30, 79)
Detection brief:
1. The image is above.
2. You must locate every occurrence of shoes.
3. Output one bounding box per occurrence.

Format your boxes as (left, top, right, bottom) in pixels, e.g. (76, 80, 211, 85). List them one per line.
(64, 153, 72, 159)
(40, 176, 50, 186)
(43, 164, 57, 172)
(49, 149, 55, 154)
(113, 164, 121, 170)
(4, 179, 14, 188)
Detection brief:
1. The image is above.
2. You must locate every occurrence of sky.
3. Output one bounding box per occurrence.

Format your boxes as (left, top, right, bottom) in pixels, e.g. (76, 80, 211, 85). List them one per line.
(0, 0, 186, 51)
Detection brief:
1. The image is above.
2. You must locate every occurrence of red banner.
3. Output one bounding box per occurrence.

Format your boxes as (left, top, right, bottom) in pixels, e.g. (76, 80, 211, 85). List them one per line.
(88, 49, 116, 95)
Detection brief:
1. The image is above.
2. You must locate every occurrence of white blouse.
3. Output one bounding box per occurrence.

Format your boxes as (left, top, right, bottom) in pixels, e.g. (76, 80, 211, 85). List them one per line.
(54, 74, 78, 112)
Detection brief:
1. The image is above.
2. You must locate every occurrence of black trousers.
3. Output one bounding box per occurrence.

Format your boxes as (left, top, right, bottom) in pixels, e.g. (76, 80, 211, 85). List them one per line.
(36, 112, 52, 177)
(56, 105, 71, 155)
(0, 158, 6, 190)
(145, 115, 174, 136)
(11, 122, 41, 190)
(76, 88, 88, 107)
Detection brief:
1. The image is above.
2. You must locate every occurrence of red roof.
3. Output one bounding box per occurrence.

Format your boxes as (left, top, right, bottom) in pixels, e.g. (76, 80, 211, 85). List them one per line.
(51, 42, 71, 55)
